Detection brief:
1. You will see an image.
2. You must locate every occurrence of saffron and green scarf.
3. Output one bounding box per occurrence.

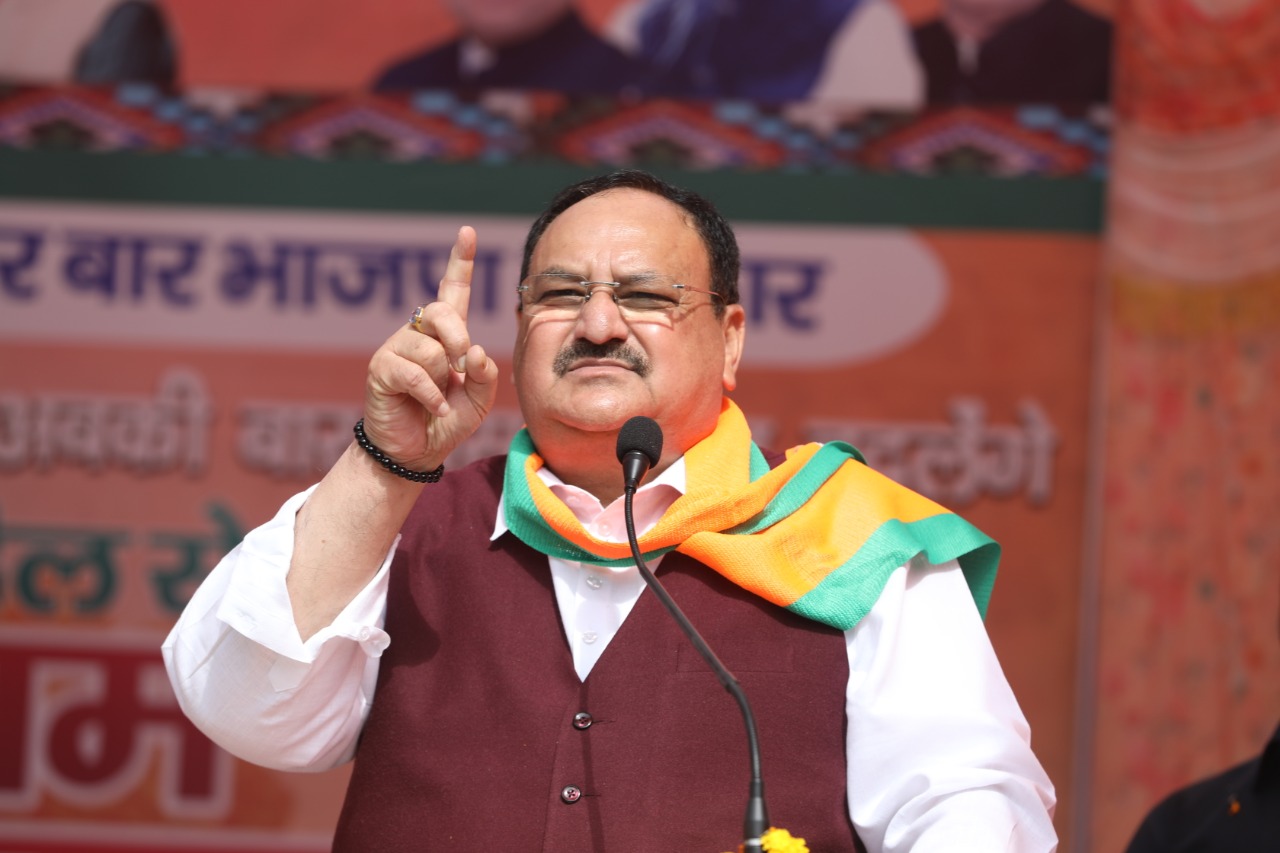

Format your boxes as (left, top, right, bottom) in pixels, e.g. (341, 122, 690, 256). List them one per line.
(502, 399, 999, 631)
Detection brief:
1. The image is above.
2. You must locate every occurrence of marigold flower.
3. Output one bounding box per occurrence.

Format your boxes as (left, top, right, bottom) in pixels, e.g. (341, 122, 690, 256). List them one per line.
(724, 826, 810, 853)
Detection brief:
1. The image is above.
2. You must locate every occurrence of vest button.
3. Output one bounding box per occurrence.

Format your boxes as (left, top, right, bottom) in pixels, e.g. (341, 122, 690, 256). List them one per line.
(572, 712, 593, 730)
(560, 785, 583, 804)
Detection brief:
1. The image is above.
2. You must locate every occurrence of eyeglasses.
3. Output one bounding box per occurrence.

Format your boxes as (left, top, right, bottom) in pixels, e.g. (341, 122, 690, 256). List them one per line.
(517, 272, 724, 320)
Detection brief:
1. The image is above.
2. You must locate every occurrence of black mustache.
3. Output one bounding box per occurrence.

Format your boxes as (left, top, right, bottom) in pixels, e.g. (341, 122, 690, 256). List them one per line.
(553, 341, 651, 378)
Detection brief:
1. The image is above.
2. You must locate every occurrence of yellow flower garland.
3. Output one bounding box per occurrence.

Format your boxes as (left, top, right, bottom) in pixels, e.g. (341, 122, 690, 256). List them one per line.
(723, 827, 810, 853)
(761, 827, 809, 852)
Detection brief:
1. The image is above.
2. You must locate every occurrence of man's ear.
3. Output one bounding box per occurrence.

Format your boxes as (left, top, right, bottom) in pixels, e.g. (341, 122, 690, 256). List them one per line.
(721, 304, 746, 392)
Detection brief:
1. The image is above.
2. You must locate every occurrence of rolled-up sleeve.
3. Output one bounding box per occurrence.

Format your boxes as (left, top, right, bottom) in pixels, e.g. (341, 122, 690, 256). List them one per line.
(162, 486, 393, 772)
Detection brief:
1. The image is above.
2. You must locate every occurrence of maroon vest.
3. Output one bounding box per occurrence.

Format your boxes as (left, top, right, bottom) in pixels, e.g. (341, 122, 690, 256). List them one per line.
(332, 456, 861, 852)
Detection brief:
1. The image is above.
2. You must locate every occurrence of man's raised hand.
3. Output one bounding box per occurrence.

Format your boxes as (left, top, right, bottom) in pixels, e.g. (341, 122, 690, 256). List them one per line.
(362, 226, 499, 474)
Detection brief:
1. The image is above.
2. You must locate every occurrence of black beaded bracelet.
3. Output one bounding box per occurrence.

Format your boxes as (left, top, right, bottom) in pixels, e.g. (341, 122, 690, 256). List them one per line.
(353, 418, 445, 483)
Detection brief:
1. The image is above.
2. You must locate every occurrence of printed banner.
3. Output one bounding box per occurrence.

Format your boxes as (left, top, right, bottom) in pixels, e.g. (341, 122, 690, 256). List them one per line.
(0, 2, 1114, 846)
(1, 196, 1098, 849)
(0, 201, 947, 363)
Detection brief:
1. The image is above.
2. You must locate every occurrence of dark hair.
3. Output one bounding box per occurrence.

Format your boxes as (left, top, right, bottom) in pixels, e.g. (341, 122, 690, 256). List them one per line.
(520, 169, 740, 312)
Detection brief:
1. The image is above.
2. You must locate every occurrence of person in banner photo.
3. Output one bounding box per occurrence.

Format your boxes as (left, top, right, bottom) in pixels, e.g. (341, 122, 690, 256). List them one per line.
(163, 169, 1057, 850)
(911, 0, 1112, 104)
(630, 0, 923, 106)
(0, 0, 176, 86)
(372, 0, 924, 107)
(372, 0, 649, 94)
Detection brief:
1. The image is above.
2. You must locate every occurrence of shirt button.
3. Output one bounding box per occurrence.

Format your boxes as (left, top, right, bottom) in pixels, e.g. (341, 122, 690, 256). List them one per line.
(561, 785, 582, 804)
(586, 575, 604, 590)
(572, 712, 593, 730)
(581, 632, 598, 644)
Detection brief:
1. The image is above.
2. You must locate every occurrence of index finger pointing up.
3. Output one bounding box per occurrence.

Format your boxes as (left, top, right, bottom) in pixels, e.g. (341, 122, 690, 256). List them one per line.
(438, 225, 477, 323)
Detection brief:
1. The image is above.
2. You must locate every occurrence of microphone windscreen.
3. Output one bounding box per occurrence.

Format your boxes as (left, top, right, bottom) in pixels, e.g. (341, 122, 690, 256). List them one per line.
(616, 416, 664, 467)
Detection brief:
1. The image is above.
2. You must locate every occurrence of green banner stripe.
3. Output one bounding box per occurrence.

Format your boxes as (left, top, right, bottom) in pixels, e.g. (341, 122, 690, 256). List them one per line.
(0, 149, 1104, 232)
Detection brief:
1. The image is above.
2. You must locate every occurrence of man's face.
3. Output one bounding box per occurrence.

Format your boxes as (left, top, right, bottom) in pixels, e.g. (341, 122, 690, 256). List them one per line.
(513, 188, 745, 465)
(444, 0, 574, 48)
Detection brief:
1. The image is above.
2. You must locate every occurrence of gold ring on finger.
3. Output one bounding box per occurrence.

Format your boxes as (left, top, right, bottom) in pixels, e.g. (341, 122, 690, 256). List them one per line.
(409, 305, 427, 333)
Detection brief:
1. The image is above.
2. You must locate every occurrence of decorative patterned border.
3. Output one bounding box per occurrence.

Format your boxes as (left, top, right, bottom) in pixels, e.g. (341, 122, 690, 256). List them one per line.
(0, 84, 1110, 178)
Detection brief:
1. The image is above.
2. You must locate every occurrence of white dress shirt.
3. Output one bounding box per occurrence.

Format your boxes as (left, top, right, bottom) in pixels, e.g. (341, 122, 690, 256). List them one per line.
(163, 458, 1057, 852)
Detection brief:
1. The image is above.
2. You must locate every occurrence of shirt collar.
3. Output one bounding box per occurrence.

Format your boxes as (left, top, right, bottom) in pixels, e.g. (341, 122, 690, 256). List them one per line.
(492, 456, 687, 542)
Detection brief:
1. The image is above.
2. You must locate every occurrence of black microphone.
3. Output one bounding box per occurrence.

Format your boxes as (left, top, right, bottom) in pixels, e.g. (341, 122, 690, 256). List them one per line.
(616, 414, 662, 491)
(615, 416, 770, 852)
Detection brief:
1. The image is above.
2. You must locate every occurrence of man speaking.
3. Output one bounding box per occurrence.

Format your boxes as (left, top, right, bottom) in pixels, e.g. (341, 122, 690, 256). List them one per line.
(163, 170, 1057, 851)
